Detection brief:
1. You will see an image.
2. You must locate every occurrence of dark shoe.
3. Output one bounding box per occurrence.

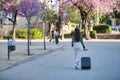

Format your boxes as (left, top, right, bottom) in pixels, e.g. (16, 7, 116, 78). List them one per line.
(83, 48, 88, 51)
(75, 66, 78, 70)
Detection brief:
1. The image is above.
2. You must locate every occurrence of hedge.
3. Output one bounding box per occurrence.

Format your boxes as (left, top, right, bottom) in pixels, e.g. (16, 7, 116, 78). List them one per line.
(30, 29, 43, 39)
(9, 29, 43, 39)
(93, 24, 111, 33)
(90, 30, 97, 38)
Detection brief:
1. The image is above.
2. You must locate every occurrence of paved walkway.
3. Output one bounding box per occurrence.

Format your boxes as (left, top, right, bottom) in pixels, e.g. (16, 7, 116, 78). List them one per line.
(0, 38, 120, 72)
(0, 39, 62, 72)
(0, 39, 120, 80)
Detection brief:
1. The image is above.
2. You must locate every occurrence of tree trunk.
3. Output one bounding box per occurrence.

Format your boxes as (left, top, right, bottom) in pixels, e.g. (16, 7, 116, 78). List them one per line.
(80, 10, 91, 40)
(58, 15, 61, 33)
(12, 10, 17, 40)
(12, 23, 16, 40)
(81, 19, 90, 40)
(27, 17, 31, 55)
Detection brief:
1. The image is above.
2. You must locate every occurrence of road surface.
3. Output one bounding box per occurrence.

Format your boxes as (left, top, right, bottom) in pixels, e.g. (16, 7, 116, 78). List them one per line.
(0, 41, 120, 80)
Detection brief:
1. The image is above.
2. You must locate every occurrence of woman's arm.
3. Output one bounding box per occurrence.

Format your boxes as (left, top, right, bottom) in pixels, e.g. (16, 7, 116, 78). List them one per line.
(71, 35, 74, 47)
(80, 35, 88, 51)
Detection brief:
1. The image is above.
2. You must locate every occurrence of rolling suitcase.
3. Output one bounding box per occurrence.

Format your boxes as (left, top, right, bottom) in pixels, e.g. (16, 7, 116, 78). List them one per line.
(81, 57, 91, 69)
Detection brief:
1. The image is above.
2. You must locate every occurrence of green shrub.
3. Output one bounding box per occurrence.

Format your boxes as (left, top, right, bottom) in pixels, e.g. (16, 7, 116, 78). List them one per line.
(64, 33, 71, 38)
(93, 24, 111, 33)
(76, 23, 79, 28)
(16, 29, 28, 38)
(80, 30, 97, 38)
(71, 22, 79, 27)
(64, 30, 97, 39)
(9, 29, 43, 39)
(9, 31, 13, 36)
(90, 30, 97, 38)
(30, 29, 43, 39)
(71, 23, 76, 27)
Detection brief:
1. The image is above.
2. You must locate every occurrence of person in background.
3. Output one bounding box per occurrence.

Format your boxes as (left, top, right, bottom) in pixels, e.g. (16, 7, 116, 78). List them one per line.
(72, 28, 88, 70)
(49, 28, 55, 42)
(55, 29, 59, 44)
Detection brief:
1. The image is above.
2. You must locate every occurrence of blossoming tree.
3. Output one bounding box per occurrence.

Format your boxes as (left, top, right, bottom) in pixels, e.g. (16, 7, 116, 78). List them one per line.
(61, 0, 120, 39)
(5, 1, 18, 40)
(19, 0, 40, 55)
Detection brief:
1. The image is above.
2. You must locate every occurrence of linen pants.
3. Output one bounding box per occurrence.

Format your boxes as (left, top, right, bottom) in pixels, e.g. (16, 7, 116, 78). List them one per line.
(73, 42, 82, 67)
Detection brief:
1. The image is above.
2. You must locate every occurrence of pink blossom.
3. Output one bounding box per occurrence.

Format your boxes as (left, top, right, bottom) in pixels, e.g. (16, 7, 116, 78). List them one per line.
(61, 0, 119, 14)
(5, 1, 18, 14)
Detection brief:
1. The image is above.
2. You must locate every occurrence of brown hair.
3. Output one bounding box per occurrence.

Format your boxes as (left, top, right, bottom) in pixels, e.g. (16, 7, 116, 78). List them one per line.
(74, 28, 80, 42)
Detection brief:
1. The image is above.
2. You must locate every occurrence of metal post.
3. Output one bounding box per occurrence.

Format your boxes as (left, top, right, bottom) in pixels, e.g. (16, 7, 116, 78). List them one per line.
(43, 21, 46, 50)
(0, 19, 2, 39)
(43, 0, 46, 50)
(7, 37, 10, 60)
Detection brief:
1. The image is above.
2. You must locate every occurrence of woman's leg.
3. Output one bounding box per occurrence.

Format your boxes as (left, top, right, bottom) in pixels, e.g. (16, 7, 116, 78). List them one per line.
(55, 36, 58, 44)
(73, 43, 82, 69)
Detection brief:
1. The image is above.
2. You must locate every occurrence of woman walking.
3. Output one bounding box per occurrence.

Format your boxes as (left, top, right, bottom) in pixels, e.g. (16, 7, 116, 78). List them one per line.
(72, 28, 87, 70)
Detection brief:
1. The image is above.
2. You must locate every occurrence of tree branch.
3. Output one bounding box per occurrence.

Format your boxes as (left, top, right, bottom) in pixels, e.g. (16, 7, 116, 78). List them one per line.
(87, 5, 92, 14)
(6, 16, 14, 23)
(71, 0, 80, 9)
